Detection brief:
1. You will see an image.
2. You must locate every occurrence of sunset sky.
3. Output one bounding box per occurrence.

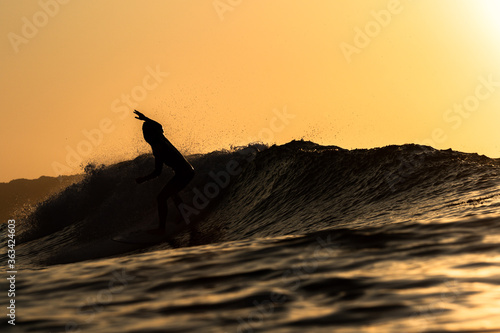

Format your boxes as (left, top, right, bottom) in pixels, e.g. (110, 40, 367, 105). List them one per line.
(2, 0, 500, 182)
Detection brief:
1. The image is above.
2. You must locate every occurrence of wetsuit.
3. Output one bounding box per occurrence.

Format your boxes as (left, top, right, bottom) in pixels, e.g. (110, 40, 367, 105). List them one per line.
(140, 118, 194, 229)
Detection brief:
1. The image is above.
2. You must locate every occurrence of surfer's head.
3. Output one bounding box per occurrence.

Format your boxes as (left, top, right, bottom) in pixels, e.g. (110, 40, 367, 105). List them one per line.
(142, 121, 164, 144)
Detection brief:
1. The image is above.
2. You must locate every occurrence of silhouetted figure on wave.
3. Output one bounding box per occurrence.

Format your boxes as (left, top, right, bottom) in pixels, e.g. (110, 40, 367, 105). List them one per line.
(134, 110, 194, 235)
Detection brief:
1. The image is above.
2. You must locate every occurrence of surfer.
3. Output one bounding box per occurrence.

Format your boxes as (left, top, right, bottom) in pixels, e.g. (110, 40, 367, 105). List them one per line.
(134, 110, 195, 235)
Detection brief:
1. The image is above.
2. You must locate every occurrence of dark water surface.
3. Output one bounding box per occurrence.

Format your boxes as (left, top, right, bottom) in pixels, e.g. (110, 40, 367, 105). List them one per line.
(2, 141, 500, 332)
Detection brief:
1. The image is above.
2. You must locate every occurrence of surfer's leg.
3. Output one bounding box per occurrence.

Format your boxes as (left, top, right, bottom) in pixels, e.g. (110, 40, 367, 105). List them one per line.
(174, 169, 194, 215)
(157, 183, 176, 230)
(157, 169, 195, 230)
(172, 194, 183, 213)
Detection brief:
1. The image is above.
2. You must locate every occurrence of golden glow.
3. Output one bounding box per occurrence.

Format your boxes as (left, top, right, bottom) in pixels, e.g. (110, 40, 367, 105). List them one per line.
(476, 0, 500, 33)
(1, 1, 500, 181)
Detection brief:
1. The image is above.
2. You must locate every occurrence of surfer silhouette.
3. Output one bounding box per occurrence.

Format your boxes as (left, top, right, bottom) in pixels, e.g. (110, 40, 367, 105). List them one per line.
(134, 110, 194, 235)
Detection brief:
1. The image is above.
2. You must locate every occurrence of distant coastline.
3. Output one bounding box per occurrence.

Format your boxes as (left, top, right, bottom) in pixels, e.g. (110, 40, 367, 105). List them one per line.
(0, 175, 83, 223)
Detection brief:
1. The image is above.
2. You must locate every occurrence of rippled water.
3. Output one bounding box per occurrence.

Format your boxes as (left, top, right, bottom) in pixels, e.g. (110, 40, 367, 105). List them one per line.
(2, 141, 500, 332)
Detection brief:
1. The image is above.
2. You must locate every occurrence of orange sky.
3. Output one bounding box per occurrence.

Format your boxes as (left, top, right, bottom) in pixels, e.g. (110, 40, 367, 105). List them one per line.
(1, 0, 500, 182)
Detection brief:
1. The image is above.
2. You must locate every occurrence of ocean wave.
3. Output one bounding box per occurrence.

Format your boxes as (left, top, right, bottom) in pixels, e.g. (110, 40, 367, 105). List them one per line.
(13, 140, 500, 266)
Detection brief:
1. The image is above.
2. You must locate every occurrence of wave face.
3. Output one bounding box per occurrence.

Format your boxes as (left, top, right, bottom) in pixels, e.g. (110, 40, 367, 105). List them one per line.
(6, 140, 500, 333)
(203, 141, 500, 239)
(13, 140, 500, 266)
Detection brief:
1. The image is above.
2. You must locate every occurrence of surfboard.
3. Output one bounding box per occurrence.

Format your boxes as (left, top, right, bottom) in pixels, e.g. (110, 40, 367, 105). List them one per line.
(112, 218, 191, 244)
(112, 207, 190, 245)
(112, 229, 173, 244)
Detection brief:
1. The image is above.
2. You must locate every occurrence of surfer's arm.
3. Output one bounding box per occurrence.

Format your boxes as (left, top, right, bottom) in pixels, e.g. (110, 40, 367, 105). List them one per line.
(136, 156, 163, 184)
(134, 110, 162, 128)
(134, 110, 150, 121)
